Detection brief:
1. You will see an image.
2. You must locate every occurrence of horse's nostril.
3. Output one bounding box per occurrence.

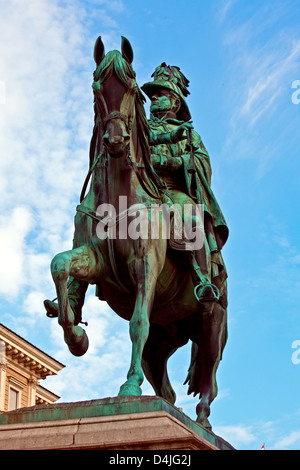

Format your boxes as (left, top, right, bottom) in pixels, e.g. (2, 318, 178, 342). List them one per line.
(104, 135, 130, 146)
(103, 129, 130, 150)
(112, 136, 124, 144)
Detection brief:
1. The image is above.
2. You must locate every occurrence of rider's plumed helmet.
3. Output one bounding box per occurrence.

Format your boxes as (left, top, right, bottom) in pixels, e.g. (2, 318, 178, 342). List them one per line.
(141, 63, 191, 122)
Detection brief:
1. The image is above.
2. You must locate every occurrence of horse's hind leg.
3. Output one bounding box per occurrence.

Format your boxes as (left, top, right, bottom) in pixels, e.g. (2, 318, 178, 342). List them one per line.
(142, 323, 189, 404)
(187, 302, 227, 430)
(50, 245, 98, 357)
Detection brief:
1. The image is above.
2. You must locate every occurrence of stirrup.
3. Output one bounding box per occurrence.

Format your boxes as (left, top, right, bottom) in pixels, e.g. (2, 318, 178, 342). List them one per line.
(44, 299, 88, 326)
(194, 283, 220, 304)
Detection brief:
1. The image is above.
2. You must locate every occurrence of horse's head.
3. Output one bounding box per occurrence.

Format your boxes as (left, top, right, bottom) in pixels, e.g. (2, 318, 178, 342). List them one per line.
(92, 36, 138, 157)
(89, 36, 165, 200)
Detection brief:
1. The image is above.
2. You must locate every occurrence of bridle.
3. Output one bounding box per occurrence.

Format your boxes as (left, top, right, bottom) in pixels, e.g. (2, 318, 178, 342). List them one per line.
(101, 110, 133, 134)
(80, 74, 165, 202)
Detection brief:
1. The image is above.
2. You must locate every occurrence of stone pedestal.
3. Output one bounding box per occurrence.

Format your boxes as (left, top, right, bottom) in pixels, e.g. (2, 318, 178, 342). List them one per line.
(0, 396, 234, 450)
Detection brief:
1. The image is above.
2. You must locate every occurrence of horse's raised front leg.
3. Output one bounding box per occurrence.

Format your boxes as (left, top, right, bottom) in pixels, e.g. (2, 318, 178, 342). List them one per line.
(118, 254, 158, 397)
(50, 245, 98, 357)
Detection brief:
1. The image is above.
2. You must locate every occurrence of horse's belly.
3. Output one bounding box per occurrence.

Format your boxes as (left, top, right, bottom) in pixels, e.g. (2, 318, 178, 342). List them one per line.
(99, 254, 198, 325)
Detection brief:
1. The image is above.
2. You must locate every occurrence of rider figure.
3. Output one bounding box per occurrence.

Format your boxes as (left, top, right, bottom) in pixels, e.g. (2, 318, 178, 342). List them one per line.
(141, 63, 228, 310)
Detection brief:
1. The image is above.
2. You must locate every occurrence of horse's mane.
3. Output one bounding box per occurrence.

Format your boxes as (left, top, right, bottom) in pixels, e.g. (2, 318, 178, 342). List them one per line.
(91, 51, 166, 197)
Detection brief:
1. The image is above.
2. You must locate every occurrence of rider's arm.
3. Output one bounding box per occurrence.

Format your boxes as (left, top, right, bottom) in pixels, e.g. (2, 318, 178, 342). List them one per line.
(192, 131, 212, 185)
(149, 121, 193, 146)
(149, 131, 174, 146)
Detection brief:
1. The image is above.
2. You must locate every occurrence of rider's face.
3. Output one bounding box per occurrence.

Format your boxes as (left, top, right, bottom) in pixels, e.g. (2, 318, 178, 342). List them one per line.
(150, 89, 176, 115)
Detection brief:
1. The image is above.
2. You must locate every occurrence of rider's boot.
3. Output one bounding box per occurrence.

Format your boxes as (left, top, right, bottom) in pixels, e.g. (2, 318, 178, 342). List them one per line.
(44, 278, 88, 326)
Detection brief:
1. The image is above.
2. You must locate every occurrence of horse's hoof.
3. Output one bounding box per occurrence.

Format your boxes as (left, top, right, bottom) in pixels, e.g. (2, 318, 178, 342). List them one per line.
(196, 401, 212, 431)
(118, 381, 142, 397)
(196, 415, 212, 431)
(66, 327, 89, 357)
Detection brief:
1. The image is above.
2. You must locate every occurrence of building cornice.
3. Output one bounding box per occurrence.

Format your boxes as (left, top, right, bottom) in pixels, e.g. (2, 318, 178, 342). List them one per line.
(0, 324, 65, 381)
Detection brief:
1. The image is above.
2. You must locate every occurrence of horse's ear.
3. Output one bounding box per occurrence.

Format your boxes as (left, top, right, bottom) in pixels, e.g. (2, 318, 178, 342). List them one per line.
(94, 36, 105, 65)
(121, 36, 133, 64)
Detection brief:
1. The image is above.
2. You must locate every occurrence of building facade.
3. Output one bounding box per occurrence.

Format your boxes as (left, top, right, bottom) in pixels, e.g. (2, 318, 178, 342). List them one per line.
(0, 323, 64, 413)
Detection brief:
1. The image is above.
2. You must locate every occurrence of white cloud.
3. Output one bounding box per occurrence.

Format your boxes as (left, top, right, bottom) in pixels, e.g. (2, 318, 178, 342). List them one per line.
(213, 424, 256, 447)
(0, 206, 32, 296)
(0, 0, 130, 401)
(272, 430, 300, 450)
(217, 0, 237, 23)
(220, 5, 300, 177)
(240, 40, 300, 125)
(0, 0, 94, 301)
(23, 290, 47, 326)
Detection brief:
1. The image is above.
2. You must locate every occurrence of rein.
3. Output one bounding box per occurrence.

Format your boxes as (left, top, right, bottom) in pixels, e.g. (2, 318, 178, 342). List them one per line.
(126, 150, 163, 200)
(76, 200, 156, 228)
(76, 201, 157, 296)
(80, 147, 104, 203)
(78, 63, 171, 293)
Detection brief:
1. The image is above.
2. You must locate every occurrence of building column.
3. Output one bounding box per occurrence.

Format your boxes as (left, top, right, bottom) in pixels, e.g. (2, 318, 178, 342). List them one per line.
(0, 340, 7, 412)
(28, 376, 38, 407)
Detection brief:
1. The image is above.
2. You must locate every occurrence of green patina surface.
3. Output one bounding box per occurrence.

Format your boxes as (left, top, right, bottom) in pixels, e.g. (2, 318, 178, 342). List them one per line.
(41, 37, 230, 432)
(0, 395, 234, 450)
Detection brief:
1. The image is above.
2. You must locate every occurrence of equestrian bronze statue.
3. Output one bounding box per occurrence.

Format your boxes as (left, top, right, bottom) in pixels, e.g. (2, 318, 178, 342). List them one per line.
(44, 36, 229, 431)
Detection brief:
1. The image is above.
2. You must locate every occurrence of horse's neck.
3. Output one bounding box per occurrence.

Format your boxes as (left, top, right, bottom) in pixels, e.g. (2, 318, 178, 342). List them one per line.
(87, 150, 142, 215)
(107, 155, 140, 208)
(85, 111, 150, 213)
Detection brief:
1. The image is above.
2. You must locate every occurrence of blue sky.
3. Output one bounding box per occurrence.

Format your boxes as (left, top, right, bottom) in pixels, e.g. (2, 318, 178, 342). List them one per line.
(0, 0, 300, 450)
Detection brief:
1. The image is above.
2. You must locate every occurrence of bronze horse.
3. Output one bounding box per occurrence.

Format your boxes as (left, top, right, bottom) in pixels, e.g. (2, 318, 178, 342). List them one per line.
(45, 36, 228, 430)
